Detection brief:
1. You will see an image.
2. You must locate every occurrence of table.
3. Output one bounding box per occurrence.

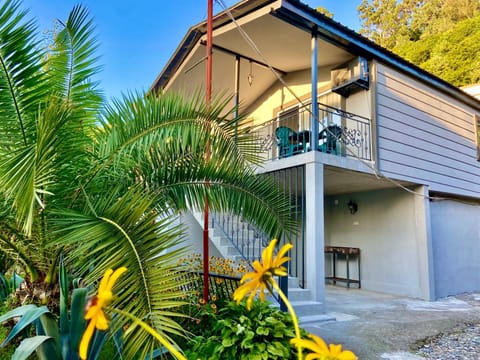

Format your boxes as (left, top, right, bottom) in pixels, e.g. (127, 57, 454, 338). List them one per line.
(324, 246, 361, 288)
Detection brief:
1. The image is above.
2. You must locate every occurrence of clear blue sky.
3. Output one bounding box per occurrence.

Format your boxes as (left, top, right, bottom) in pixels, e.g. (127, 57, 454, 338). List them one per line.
(21, 0, 361, 100)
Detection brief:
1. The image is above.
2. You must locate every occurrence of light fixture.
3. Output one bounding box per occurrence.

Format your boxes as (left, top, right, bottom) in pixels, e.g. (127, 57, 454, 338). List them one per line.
(247, 61, 254, 87)
(348, 200, 358, 215)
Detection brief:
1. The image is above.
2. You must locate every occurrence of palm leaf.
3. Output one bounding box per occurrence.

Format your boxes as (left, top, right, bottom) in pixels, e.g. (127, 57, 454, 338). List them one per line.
(51, 185, 189, 358)
(0, 0, 49, 149)
(47, 4, 102, 119)
(93, 92, 296, 238)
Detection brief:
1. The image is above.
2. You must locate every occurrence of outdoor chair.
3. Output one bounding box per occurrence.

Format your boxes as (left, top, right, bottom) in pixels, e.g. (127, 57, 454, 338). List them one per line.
(319, 125, 343, 155)
(275, 126, 303, 158)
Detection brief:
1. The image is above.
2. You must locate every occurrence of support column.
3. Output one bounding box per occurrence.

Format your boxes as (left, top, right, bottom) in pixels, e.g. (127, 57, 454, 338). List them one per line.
(311, 29, 319, 151)
(233, 56, 240, 142)
(305, 159, 325, 305)
(414, 185, 435, 300)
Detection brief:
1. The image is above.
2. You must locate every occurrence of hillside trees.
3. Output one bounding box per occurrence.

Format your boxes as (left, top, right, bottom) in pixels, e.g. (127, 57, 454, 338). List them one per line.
(358, 0, 480, 86)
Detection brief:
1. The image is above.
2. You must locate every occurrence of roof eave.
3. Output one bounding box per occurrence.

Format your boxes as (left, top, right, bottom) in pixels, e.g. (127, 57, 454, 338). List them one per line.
(149, 0, 278, 94)
(275, 0, 480, 111)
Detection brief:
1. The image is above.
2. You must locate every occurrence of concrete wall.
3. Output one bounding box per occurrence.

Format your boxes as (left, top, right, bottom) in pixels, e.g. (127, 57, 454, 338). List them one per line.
(324, 187, 433, 299)
(177, 211, 223, 258)
(430, 199, 480, 298)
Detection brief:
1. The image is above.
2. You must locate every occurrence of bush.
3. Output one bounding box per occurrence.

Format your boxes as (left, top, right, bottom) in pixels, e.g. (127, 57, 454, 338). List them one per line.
(183, 300, 306, 360)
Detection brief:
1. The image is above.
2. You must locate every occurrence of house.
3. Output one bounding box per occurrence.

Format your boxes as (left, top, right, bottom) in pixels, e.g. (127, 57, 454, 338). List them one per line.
(151, 0, 480, 306)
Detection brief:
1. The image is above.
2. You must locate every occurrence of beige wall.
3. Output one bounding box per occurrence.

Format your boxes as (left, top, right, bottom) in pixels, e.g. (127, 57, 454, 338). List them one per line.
(246, 66, 372, 125)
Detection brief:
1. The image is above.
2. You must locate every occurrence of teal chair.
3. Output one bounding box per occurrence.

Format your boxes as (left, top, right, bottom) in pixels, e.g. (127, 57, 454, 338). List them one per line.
(319, 125, 342, 155)
(276, 126, 302, 158)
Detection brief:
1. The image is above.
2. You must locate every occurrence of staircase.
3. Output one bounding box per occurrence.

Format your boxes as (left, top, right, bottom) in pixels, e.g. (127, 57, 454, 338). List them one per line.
(190, 211, 330, 324)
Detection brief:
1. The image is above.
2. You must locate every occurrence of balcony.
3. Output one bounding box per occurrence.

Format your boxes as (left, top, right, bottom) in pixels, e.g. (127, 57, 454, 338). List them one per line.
(253, 103, 372, 162)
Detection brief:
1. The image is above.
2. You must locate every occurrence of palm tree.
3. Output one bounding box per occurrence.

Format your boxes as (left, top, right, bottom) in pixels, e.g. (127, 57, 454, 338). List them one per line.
(0, 0, 295, 357)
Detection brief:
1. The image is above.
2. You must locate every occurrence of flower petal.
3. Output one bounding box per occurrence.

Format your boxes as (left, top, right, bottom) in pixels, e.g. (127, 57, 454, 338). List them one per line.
(95, 310, 109, 330)
(106, 266, 127, 292)
(338, 350, 358, 360)
(79, 319, 96, 360)
(98, 269, 113, 294)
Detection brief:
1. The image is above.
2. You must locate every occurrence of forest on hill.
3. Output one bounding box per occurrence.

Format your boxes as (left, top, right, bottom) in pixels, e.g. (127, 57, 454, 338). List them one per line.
(357, 0, 480, 87)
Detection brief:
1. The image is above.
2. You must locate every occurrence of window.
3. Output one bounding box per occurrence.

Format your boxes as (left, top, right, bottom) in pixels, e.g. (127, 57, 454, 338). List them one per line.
(278, 105, 300, 131)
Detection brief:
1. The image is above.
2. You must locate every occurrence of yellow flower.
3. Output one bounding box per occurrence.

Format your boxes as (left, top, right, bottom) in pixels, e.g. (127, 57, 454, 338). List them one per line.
(233, 239, 292, 310)
(79, 267, 127, 360)
(291, 334, 357, 360)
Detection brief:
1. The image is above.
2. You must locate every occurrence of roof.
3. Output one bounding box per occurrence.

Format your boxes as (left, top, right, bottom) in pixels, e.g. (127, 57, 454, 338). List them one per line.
(151, 0, 480, 112)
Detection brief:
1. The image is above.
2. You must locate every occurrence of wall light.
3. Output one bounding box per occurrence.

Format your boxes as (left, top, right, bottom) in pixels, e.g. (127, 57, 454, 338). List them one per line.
(348, 200, 358, 215)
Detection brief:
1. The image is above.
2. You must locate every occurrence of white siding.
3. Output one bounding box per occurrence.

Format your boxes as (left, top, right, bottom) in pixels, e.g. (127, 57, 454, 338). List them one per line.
(376, 63, 480, 198)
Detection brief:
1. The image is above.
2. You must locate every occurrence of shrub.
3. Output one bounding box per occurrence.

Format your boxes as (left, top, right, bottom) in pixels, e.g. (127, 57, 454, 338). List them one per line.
(183, 300, 306, 360)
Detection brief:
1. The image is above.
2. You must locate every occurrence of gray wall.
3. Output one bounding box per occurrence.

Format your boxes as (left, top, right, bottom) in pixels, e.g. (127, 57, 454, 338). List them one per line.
(430, 199, 480, 298)
(325, 187, 432, 299)
(178, 212, 223, 258)
(375, 62, 480, 199)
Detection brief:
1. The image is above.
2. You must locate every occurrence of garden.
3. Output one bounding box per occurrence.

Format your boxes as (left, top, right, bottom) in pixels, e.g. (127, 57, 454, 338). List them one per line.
(0, 1, 356, 359)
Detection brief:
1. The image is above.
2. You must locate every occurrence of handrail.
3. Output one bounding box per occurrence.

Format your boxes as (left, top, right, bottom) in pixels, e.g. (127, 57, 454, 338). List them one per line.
(252, 103, 372, 161)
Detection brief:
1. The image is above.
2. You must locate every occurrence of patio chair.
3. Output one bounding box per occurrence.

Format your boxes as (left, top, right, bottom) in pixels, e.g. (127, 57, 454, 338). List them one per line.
(319, 125, 343, 155)
(275, 126, 302, 158)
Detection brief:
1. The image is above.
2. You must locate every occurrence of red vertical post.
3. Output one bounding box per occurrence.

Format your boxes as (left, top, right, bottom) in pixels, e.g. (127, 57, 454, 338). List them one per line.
(203, 0, 213, 302)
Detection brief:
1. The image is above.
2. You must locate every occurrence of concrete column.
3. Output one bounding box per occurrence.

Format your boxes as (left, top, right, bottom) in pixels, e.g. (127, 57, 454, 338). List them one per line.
(305, 158, 325, 305)
(414, 185, 435, 300)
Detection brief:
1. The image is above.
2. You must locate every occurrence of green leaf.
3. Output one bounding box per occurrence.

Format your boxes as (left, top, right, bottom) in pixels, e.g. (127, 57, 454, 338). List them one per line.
(12, 336, 55, 360)
(0, 304, 37, 323)
(69, 287, 88, 354)
(87, 329, 108, 360)
(38, 313, 60, 351)
(256, 326, 269, 336)
(59, 255, 69, 358)
(221, 337, 235, 347)
(0, 305, 49, 347)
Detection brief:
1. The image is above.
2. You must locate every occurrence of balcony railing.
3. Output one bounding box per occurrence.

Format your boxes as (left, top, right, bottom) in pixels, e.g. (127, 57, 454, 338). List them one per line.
(253, 103, 372, 162)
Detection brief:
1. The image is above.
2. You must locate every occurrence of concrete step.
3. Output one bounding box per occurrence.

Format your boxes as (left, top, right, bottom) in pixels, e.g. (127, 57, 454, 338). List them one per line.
(272, 300, 325, 318)
(290, 300, 325, 318)
(284, 287, 313, 302)
(298, 313, 335, 325)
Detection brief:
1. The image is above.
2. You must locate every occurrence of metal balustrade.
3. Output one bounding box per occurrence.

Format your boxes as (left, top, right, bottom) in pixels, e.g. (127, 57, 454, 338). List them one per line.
(253, 102, 372, 162)
(210, 166, 306, 288)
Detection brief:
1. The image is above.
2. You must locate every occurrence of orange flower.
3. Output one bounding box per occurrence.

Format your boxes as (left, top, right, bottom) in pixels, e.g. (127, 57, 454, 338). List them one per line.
(233, 239, 292, 310)
(79, 267, 127, 360)
(291, 334, 357, 360)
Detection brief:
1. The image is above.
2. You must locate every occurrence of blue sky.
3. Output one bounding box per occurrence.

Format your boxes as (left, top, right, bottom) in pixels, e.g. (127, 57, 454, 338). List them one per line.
(21, 0, 361, 100)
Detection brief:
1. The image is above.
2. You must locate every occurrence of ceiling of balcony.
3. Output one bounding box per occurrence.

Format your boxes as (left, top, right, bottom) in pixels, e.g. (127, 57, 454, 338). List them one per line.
(324, 167, 414, 195)
(160, 10, 354, 112)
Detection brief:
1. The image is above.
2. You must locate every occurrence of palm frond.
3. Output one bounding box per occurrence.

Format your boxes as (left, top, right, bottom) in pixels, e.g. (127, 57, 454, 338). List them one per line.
(47, 4, 103, 124)
(87, 92, 295, 238)
(51, 185, 189, 358)
(0, 0, 49, 149)
(0, 100, 72, 235)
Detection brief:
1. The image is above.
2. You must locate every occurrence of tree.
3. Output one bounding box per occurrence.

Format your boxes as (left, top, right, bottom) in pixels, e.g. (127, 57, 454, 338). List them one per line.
(0, 0, 295, 357)
(394, 15, 480, 86)
(316, 6, 334, 19)
(358, 0, 480, 86)
(358, 0, 480, 48)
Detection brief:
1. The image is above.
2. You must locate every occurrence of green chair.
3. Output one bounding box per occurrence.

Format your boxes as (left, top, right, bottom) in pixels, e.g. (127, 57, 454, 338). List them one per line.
(319, 125, 342, 155)
(276, 126, 302, 158)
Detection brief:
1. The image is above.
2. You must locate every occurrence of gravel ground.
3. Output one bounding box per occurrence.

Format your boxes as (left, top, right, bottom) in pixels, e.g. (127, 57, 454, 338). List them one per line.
(414, 322, 480, 360)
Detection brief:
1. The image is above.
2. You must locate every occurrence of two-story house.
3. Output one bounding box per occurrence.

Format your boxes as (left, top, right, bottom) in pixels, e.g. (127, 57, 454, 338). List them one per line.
(151, 0, 480, 306)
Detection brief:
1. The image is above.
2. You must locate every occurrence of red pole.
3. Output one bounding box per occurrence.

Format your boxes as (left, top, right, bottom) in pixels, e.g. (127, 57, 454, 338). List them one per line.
(203, 0, 213, 302)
